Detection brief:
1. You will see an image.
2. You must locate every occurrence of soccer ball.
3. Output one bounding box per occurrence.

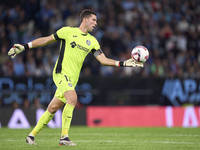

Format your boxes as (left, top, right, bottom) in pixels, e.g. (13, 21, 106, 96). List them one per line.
(131, 45, 149, 63)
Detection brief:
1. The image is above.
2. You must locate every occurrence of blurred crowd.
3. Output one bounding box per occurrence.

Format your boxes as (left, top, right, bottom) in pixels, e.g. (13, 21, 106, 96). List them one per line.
(0, 0, 200, 78)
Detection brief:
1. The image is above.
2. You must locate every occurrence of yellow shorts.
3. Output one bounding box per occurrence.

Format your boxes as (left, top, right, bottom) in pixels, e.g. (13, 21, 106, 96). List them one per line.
(53, 73, 76, 103)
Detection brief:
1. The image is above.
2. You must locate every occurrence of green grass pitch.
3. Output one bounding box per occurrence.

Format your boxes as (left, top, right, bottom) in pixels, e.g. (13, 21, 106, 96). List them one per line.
(0, 126, 200, 150)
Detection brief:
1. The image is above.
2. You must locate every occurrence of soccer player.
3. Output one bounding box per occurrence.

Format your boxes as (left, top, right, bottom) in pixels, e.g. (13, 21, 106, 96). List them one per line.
(8, 9, 143, 146)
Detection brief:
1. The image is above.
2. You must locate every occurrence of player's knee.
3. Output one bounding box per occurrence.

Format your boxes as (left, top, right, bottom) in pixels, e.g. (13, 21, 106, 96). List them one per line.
(64, 91, 78, 106)
(48, 104, 59, 114)
(67, 97, 77, 106)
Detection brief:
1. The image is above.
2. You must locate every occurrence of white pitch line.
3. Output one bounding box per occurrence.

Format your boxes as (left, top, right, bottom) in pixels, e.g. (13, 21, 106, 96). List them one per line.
(2, 133, 200, 137)
(2, 132, 199, 137)
(1, 139, 200, 144)
(40, 133, 200, 137)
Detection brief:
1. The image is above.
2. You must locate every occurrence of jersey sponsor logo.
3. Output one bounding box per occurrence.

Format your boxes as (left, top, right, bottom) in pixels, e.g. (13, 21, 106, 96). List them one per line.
(73, 35, 78, 37)
(70, 41, 76, 48)
(86, 40, 91, 46)
(70, 41, 89, 52)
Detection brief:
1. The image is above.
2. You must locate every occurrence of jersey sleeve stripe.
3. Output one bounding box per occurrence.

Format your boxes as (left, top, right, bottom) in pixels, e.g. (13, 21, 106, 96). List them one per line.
(55, 39, 66, 73)
(53, 33, 60, 40)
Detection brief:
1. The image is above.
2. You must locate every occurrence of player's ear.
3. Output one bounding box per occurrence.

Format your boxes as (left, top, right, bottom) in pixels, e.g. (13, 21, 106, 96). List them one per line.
(83, 17, 87, 22)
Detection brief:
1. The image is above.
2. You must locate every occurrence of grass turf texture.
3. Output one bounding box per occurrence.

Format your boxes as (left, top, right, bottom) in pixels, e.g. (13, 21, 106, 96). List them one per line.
(0, 126, 200, 150)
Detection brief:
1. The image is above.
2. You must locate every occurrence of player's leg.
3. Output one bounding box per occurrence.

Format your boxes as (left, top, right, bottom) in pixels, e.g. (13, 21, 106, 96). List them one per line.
(59, 90, 77, 146)
(26, 97, 64, 145)
(52, 74, 77, 145)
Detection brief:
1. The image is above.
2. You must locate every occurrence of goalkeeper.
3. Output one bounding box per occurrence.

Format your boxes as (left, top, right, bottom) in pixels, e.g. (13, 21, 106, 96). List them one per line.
(8, 9, 143, 146)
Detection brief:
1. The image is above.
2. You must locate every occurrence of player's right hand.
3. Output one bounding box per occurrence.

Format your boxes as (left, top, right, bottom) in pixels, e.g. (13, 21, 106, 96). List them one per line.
(8, 44, 25, 58)
(123, 58, 144, 67)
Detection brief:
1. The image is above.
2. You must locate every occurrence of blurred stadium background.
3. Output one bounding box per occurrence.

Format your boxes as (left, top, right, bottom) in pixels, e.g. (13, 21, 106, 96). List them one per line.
(0, 0, 200, 128)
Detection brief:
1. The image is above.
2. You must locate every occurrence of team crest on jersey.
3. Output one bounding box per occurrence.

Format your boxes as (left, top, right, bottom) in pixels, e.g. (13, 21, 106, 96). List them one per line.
(68, 83, 73, 87)
(86, 40, 91, 46)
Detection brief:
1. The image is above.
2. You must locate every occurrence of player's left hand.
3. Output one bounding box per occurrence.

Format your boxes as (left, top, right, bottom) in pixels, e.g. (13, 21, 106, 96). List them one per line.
(124, 58, 144, 67)
(8, 44, 25, 58)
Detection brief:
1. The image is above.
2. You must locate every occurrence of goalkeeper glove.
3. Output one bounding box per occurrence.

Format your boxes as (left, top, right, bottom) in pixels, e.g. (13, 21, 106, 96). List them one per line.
(8, 44, 27, 58)
(117, 58, 144, 67)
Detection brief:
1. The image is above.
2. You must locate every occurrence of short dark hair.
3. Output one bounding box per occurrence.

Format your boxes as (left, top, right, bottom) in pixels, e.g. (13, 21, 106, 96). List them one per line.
(80, 9, 96, 22)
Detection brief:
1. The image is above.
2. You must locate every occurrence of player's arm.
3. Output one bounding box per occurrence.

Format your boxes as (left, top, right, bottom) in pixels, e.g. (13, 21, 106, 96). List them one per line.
(94, 50, 143, 67)
(8, 35, 56, 58)
(28, 35, 56, 48)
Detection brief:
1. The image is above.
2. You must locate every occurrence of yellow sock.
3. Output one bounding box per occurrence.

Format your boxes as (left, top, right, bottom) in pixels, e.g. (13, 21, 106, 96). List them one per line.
(62, 104, 75, 136)
(62, 129, 69, 136)
(30, 110, 54, 136)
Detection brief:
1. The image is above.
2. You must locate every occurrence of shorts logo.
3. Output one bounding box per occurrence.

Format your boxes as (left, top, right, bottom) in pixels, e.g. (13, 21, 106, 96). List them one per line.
(68, 83, 73, 87)
(86, 40, 91, 46)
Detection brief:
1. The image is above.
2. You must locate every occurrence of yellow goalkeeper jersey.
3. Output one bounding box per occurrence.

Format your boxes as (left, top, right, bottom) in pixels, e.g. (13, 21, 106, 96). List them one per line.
(52, 26, 100, 84)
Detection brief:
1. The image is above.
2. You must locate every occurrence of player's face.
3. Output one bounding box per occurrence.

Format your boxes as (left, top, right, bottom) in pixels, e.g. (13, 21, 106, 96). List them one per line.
(86, 14, 97, 32)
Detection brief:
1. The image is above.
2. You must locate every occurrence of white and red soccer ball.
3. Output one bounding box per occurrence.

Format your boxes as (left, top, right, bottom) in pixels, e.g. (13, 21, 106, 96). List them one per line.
(131, 45, 149, 63)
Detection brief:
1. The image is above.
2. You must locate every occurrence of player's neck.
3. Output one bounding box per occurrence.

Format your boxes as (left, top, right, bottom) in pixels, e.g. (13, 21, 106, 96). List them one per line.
(79, 24, 88, 34)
